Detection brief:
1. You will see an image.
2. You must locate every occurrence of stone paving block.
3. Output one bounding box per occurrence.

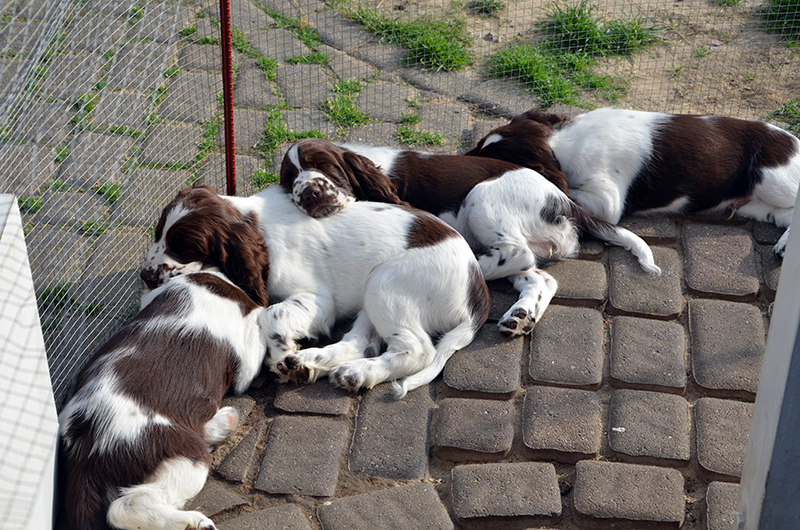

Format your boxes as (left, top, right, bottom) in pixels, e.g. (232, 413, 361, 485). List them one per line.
(400, 67, 481, 99)
(106, 42, 175, 91)
(0, 21, 39, 54)
(529, 306, 603, 388)
(234, 64, 280, 109)
(579, 238, 606, 259)
(255, 415, 348, 496)
(356, 80, 422, 122)
(93, 92, 152, 131)
(608, 246, 683, 319)
(573, 460, 685, 529)
(159, 70, 222, 124)
(273, 383, 353, 415)
(683, 223, 759, 301)
(461, 78, 538, 118)
(522, 385, 601, 463)
(451, 462, 561, 529)
(618, 216, 678, 244)
(760, 244, 782, 301)
(41, 52, 102, 101)
(124, 6, 195, 44)
(418, 102, 473, 142)
(59, 132, 135, 189)
(547, 259, 607, 305)
(753, 221, 784, 244)
(276, 63, 332, 109)
(704, 481, 740, 530)
(607, 389, 691, 465)
(257, 0, 324, 19)
(187, 478, 248, 517)
(609, 316, 687, 393)
(308, 10, 375, 52)
(689, 299, 765, 399)
(282, 108, 338, 137)
(351, 43, 407, 72)
(316, 483, 453, 530)
(0, 143, 56, 193)
(217, 108, 268, 153)
(231, 0, 275, 34)
(695, 397, 753, 482)
(139, 123, 202, 166)
(196, 154, 268, 196)
(26, 226, 89, 290)
(11, 101, 75, 146)
(36, 191, 109, 229)
(345, 122, 404, 149)
(250, 28, 310, 62)
(217, 503, 311, 530)
(179, 43, 222, 72)
(483, 279, 519, 323)
(322, 45, 378, 81)
(443, 325, 522, 398)
(216, 420, 267, 482)
(114, 167, 192, 226)
(435, 398, 514, 461)
(223, 394, 257, 421)
(469, 116, 508, 147)
(349, 384, 434, 480)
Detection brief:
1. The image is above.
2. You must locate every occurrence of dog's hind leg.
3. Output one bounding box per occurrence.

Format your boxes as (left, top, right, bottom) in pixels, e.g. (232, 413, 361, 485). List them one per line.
(107, 457, 214, 530)
(204, 406, 239, 446)
(497, 268, 558, 336)
(477, 242, 536, 281)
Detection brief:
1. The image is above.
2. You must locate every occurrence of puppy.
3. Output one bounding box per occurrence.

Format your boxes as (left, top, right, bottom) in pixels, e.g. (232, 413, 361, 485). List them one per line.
(140, 185, 489, 397)
(280, 138, 660, 335)
(58, 271, 267, 530)
(467, 107, 800, 256)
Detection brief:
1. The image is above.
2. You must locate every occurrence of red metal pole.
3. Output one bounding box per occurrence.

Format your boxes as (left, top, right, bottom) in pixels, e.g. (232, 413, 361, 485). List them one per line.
(219, 0, 236, 195)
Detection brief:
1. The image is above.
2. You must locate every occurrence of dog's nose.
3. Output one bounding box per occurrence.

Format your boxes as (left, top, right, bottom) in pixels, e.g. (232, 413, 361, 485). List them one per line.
(301, 184, 321, 202)
(140, 268, 159, 290)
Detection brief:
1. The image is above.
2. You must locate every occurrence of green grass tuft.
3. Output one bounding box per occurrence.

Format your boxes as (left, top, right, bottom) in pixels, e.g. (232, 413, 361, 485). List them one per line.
(18, 196, 43, 214)
(287, 51, 329, 65)
(252, 169, 279, 190)
(769, 99, 800, 134)
(38, 283, 76, 311)
(467, 0, 506, 17)
(92, 183, 122, 204)
(321, 81, 370, 127)
(763, 0, 800, 45)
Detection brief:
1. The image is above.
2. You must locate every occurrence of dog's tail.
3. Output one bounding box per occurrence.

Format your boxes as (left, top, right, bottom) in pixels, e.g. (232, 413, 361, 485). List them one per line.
(565, 199, 662, 275)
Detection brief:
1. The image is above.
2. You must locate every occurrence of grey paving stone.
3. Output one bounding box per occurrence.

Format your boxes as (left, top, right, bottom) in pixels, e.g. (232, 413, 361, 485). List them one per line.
(618, 216, 679, 244)
(216, 420, 267, 482)
(695, 397, 753, 482)
(451, 462, 561, 529)
(93, 92, 153, 131)
(106, 42, 176, 91)
(36, 190, 109, 229)
(529, 306, 603, 389)
(469, 116, 508, 148)
(113, 167, 192, 227)
(59, 132, 135, 189)
(222, 394, 257, 421)
(26, 226, 89, 289)
(351, 43, 407, 72)
(356, 81, 423, 123)
(257, 0, 324, 19)
(217, 503, 311, 530)
(0, 21, 39, 54)
(522, 385, 601, 463)
(123, 5, 195, 44)
(254, 415, 348, 496)
(608, 246, 683, 319)
(608, 389, 691, 465)
(705, 481, 740, 530)
(573, 460, 685, 529)
(316, 483, 453, 530)
(275, 63, 332, 109)
(231, 0, 275, 34)
(442, 325, 523, 398)
(308, 10, 374, 52)
(273, 383, 353, 415)
(41, 52, 102, 101)
(282, 108, 338, 137)
(196, 154, 268, 196)
(400, 67, 481, 99)
(753, 221, 784, 244)
(234, 64, 280, 109)
(609, 316, 687, 393)
(0, 143, 56, 193)
(349, 384, 434, 480)
(139, 123, 202, 166)
(417, 101, 473, 142)
(217, 108, 268, 153)
(683, 223, 759, 301)
(249, 28, 310, 62)
(190, 17, 222, 44)
(159, 70, 222, 124)
(579, 238, 607, 259)
(345, 122, 403, 149)
(187, 478, 248, 517)
(179, 43, 222, 72)
(547, 259, 607, 305)
(321, 45, 378, 81)
(761, 244, 782, 301)
(461, 78, 538, 118)
(435, 398, 514, 461)
(11, 101, 75, 145)
(689, 300, 765, 399)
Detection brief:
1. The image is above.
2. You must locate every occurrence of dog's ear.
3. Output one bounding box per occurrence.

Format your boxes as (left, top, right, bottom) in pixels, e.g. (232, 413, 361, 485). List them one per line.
(216, 217, 271, 306)
(529, 163, 572, 198)
(341, 150, 410, 207)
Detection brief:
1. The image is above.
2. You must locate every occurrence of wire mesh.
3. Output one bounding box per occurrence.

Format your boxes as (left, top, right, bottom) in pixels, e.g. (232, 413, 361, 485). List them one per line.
(0, 0, 799, 408)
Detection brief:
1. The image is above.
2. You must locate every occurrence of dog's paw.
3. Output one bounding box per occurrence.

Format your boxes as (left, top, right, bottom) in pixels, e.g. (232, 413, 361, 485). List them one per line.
(273, 354, 313, 384)
(185, 512, 215, 530)
(330, 363, 369, 392)
(498, 307, 536, 336)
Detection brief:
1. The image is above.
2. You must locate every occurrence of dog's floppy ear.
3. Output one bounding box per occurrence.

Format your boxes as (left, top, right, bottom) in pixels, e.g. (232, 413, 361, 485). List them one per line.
(341, 150, 411, 207)
(215, 216, 271, 306)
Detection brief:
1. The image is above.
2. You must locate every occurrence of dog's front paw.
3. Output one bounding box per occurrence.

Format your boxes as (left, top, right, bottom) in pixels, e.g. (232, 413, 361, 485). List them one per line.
(331, 363, 372, 392)
(273, 354, 313, 384)
(498, 307, 536, 336)
(185, 512, 216, 530)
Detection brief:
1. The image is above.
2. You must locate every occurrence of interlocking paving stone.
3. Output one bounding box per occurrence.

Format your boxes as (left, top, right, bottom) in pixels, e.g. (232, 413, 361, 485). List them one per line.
(234, 64, 280, 109)
(573, 460, 685, 529)
(249, 28, 310, 62)
(753, 221, 784, 244)
(529, 306, 603, 388)
(435, 398, 514, 461)
(485, 279, 522, 323)
(761, 245, 782, 300)
(282, 109, 338, 138)
(217, 108, 268, 153)
(273, 383, 353, 415)
(105, 42, 175, 91)
(618, 216, 679, 244)
(704, 481, 740, 530)
(230, 0, 275, 34)
(138, 123, 202, 166)
(41, 52, 102, 101)
(547, 259, 607, 305)
(345, 122, 404, 149)
(187, 478, 248, 517)
(0, 143, 55, 193)
(349, 384, 434, 480)
(123, 6, 194, 44)
(222, 395, 256, 421)
(159, 70, 222, 124)
(356, 81, 423, 122)
(608, 246, 683, 319)
(196, 154, 267, 196)
(351, 43, 407, 72)
(579, 238, 606, 259)
(11, 101, 75, 145)
(178, 43, 222, 72)
(400, 67, 481, 99)
(607, 389, 691, 465)
(216, 420, 267, 483)
(442, 326, 522, 398)
(418, 102, 473, 143)
(92, 92, 152, 131)
(316, 483, 453, 530)
(689, 299, 765, 399)
(58, 132, 135, 189)
(522, 385, 601, 463)
(256, 0, 324, 19)
(275, 64, 332, 109)
(217, 503, 311, 530)
(321, 45, 378, 81)
(451, 462, 561, 529)
(254, 415, 348, 496)
(114, 167, 192, 226)
(609, 316, 687, 393)
(683, 223, 759, 301)
(695, 397, 753, 482)
(307, 10, 374, 52)
(26, 226, 89, 289)
(36, 191, 109, 230)
(460, 78, 537, 118)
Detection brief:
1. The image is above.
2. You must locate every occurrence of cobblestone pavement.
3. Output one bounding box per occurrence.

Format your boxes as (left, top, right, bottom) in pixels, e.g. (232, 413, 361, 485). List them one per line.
(4, 0, 781, 528)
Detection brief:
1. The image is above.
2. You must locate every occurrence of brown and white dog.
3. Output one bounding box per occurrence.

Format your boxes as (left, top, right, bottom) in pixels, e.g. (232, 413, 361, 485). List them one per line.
(280, 138, 660, 335)
(58, 271, 268, 530)
(140, 185, 489, 398)
(466, 107, 800, 257)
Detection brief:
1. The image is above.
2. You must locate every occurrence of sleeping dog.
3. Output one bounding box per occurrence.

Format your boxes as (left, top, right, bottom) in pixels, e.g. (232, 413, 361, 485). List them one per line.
(280, 138, 660, 335)
(466, 107, 800, 257)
